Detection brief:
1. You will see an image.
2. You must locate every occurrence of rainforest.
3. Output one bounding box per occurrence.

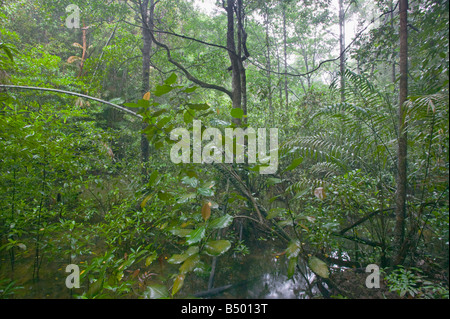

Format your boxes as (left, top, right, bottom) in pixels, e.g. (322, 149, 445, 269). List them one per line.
(0, 0, 448, 300)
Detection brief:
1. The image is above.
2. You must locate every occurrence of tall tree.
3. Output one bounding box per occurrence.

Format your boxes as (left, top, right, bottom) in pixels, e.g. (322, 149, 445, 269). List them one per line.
(339, 0, 346, 102)
(140, 0, 154, 177)
(393, 0, 408, 266)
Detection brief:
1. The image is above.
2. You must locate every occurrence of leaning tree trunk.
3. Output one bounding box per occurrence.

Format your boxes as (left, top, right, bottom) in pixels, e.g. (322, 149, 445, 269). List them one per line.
(393, 0, 408, 266)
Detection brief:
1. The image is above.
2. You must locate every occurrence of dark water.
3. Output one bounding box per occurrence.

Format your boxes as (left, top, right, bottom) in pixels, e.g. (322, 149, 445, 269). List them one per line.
(1, 238, 318, 299)
(179, 239, 318, 299)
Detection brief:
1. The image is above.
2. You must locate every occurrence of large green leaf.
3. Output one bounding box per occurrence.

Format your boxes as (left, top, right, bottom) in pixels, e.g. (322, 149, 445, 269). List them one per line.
(167, 246, 199, 264)
(165, 73, 178, 85)
(230, 108, 244, 119)
(186, 226, 206, 245)
(172, 274, 185, 296)
(154, 84, 174, 97)
(170, 228, 192, 237)
(285, 241, 301, 259)
(208, 214, 233, 229)
(308, 257, 330, 279)
(204, 240, 231, 256)
(288, 257, 297, 279)
(179, 253, 200, 274)
(143, 284, 170, 299)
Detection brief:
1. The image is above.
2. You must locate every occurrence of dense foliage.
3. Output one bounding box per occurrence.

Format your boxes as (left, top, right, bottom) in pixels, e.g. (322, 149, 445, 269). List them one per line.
(0, 0, 448, 299)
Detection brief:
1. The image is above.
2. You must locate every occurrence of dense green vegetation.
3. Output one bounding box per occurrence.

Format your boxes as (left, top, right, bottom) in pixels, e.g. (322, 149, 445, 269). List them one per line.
(0, 0, 448, 299)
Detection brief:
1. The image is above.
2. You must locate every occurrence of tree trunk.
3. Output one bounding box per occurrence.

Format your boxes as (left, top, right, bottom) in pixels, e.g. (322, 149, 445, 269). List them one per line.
(393, 0, 408, 266)
(140, 0, 154, 177)
(339, 0, 345, 102)
(282, 4, 289, 109)
(264, 7, 273, 117)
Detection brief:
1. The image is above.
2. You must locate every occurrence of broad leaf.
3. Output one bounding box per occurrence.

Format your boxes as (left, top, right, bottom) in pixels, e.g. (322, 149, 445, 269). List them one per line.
(308, 257, 329, 278)
(288, 257, 297, 279)
(186, 226, 206, 245)
(285, 241, 301, 259)
(230, 108, 244, 119)
(208, 214, 233, 229)
(179, 253, 200, 274)
(204, 240, 231, 256)
(144, 284, 170, 299)
(201, 202, 211, 221)
(172, 274, 185, 296)
(164, 73, 178, 85)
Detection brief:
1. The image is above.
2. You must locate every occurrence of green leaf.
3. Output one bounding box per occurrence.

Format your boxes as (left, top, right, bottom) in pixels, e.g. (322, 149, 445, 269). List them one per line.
(154, 84, 174, 97)
(308, 257, 329, 279)
(267, 178, 282, 186)
(184, 110, 194, 124)
(208, 214, 233, 229)
(181, 176, 198, 188)
(187, 103, 210, 111)
(283, 157, 303, 172)
(197, 187, 214, 197)
(183, 86, 198, 93)
(148, 171, 159, 187)
(179, 253, 200, 274)
(123, 102, 139, 108)
(285, 241, 301, 259)
(266, 208, 286, 220)
(176, 192, 197, 204)
(288, 257, 297, 279)
(169, 229, 192, 237)
(165, 73, 178, 85)
(230, 108, 244, 119)
(204, 240, 231, 256)
(172, 274, 185, 296)
(186, 226, 206, 245)
(144, 284, 170, 299)
(145, 253, 157, 267)
(151, 109, 168, 118)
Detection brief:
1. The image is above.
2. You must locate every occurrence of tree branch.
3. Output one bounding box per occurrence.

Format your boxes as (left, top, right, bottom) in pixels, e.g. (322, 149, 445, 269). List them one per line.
(0, 85, 142, 119)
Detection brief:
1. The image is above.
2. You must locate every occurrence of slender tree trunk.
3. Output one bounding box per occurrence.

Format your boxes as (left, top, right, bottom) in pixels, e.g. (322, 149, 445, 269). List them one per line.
(393, 0, 408, 266)
(264, 7, 273, 116)
(226, 0, 242, 126)
(141, 0, 154, 177)
(339, 0, 346, 102)
(282, 4, 289, 109)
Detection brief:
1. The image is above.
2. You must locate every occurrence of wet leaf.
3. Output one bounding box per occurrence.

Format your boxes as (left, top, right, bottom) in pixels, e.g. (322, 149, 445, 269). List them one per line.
(308, 257, 329, 279)
(208, 214, 233, 229)
(179, 253, 200, 274)
(204, 240, 231, 256)
(144, 284, 170, 299)
(288, 257, 297, 279)
(186, 226, 206, 245)
(172, 274, 185, 296)
(285, 241, 301, 259)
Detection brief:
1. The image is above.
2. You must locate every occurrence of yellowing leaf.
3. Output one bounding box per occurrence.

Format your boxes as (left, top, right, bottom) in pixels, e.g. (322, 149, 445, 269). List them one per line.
(143, 92, 151, 101)
(308, 257, 330, 279)
(201, 202, 211, 221)
(72, 42, 83, 49)
(67, 56, 81, 64)
(141, 194, 153, 209)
